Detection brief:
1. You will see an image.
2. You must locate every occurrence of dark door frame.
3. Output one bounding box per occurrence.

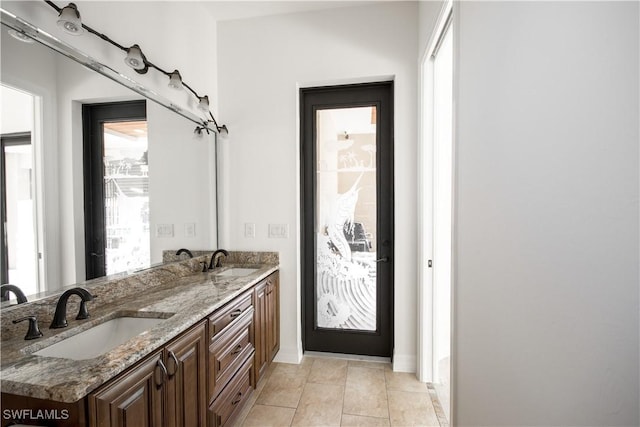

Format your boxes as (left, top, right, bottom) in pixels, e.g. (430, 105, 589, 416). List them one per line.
(1, 132, 32, 289)
(82, 100, 146, 280)
(300, 81, 394, 357)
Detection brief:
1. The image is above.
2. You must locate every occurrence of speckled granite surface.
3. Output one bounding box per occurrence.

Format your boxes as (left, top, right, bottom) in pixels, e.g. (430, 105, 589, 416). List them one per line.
(0, 254, 278, 403)
(162, 250, 279, 265)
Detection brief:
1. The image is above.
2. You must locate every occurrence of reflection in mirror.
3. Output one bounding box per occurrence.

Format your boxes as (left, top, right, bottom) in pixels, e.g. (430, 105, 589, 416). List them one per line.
(1, 86, 40, 299)
(1, 13, 218, 306)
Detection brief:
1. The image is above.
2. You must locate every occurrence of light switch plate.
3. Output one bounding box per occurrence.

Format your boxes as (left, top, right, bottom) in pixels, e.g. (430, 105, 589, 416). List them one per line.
(184, 223, 196, 238)
(268, 223, 289, 239)
(156, 224, 174, 238)
(245, 223, 256, 238)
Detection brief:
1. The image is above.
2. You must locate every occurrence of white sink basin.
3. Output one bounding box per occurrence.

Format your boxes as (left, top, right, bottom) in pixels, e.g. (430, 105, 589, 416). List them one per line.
(33, 317, 166, 360)
(214, 268, 258, 277)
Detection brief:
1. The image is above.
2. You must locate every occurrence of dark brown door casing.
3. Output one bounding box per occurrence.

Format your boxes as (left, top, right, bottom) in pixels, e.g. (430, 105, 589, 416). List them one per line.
(300, 82, 394, 357)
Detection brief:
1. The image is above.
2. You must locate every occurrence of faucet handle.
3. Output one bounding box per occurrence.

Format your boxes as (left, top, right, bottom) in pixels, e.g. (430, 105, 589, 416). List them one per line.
(76, 294, 97, 320)
(13, 316, 43, 340)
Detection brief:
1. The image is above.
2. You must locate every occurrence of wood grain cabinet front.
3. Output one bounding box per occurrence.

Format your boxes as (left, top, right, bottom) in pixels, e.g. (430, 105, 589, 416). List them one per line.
(208, 356, 254, 427)
(254, 272, 280, 383)
(88, 321, 207, 427)
(88, 351, 164, 427)
(208, 307, 254, 402)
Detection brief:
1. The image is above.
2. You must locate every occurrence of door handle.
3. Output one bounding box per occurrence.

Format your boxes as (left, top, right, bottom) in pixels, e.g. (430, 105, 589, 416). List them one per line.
(375, 256, 389, 263)
(90, 252, 104, 258)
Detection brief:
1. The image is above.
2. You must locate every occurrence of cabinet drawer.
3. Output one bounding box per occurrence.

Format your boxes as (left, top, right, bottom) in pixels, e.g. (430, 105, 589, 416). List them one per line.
(209, 308, 254, 402)
(208, 356, 254, 427)
(209, 291, 253, 340)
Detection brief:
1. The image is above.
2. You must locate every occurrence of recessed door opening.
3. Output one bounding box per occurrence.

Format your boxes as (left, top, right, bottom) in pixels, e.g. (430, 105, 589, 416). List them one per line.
(420, 5, 454, 422)
(83, 101, 149, 279)
(1, 84, 41, 299)
(301, 82, 394, 357)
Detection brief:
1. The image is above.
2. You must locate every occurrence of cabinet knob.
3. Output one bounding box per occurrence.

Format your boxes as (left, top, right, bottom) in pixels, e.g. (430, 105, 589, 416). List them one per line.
(231, 344, 243, 355)
(229, 309, 243, 318)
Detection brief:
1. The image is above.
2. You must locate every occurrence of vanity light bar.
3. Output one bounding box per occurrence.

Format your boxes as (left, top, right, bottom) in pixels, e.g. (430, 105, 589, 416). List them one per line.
(43, 0, 228, 134)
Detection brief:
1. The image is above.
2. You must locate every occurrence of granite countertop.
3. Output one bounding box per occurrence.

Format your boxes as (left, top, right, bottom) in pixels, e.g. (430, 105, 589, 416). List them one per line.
(0, 263, 278, 403)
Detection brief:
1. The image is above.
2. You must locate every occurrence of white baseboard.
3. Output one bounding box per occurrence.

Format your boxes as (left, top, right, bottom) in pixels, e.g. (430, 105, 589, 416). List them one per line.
(273, 345, 303, 364)
(393, 352, 416, 373)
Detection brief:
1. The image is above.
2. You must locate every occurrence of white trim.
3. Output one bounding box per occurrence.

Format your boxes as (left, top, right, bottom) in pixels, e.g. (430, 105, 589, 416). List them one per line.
(450, 3, 461, 425)
(273, 345, 304, 364)
(392, 352, 416, 373)
(417, 0, 453, 385)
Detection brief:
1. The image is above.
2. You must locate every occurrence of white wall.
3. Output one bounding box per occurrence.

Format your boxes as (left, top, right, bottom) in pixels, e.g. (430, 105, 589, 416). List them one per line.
(218, 2, 419, 368)
(451, 2, 639, 425)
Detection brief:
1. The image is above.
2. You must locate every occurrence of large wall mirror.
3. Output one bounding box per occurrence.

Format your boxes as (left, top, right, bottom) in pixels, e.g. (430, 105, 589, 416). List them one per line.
(1, 9, 219, 306)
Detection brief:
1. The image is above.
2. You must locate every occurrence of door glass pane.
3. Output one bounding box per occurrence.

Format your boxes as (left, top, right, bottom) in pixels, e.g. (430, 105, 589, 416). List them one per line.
(4, 142, 38, 296)
(316, 106, 377, 331)
(102, 121, 149, 274)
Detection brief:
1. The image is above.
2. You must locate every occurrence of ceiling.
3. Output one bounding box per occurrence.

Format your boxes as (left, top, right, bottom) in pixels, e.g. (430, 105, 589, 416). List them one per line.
(201, 1, 390, 22)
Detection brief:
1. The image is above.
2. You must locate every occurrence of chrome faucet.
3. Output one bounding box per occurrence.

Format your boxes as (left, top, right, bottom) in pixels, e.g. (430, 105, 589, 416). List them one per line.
(0, 284, 28, 304)
(208, 249, 229, 270)
(50, 287, 95, 329)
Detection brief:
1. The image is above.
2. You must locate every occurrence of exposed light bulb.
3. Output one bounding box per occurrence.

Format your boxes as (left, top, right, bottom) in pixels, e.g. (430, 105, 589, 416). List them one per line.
(197, 95, 210, 112)
(124, 44, 148, 73)
(7, 29, 34, 43)
(168, 70, 183, 89)
(57, 3, 84, 35)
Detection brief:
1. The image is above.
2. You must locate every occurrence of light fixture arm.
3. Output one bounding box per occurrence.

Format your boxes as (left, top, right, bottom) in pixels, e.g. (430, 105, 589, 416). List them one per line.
(44, 0, 227, 134)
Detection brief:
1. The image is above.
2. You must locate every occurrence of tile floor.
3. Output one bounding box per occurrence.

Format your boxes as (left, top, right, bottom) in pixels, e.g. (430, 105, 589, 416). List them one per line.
(235, 356, 448, 427)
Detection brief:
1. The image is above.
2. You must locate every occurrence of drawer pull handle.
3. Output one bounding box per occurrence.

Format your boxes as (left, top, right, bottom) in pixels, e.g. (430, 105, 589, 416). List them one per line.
(167, 351, 179, 377)
(231, 344, 243, 355)
(154, 359, 168, 387)
(232, 392, 242, 405)
(230, 309, 243, 318)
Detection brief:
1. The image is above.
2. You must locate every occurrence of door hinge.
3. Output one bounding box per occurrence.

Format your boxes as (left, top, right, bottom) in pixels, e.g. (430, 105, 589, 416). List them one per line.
(428, 260, 433, 268)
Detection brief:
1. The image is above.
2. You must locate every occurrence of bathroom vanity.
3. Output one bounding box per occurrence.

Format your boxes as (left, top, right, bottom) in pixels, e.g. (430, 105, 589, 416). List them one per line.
(0, 253, 279, 427)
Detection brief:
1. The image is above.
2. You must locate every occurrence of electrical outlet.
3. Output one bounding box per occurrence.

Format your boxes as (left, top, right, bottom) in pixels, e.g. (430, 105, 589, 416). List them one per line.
(156, 224, 174, 238)
(184, 223, 196, 238)
(245, 223, 256, 238)
(268, 224, 289, 239)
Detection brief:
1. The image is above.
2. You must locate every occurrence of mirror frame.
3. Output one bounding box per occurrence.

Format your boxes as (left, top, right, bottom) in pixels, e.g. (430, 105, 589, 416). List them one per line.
(0, 8, 216, 133)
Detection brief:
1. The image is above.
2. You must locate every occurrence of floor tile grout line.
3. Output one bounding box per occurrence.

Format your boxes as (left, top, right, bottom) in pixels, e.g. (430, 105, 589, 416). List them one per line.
(384, 364, 392, 426)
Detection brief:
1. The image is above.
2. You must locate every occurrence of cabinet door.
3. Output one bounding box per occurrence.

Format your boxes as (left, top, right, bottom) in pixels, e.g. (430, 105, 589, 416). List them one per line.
(266, 273, 280, 362)
(165, 321, 207, 427)
(253, 280, 268, 382)
(89, 351, 164, 427)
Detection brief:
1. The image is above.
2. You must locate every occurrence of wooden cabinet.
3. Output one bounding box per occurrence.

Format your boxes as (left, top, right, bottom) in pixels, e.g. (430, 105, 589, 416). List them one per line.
(208, 356, 254, 427)
(266, 274, 280, 362)
(165, 322, 208, 427)
(89, 351, 164, 427)
(253, 280, 268, 381)
(6, 270, 279, 427)
(254, 273, 279, 382)
(89, 321, 207, 427)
